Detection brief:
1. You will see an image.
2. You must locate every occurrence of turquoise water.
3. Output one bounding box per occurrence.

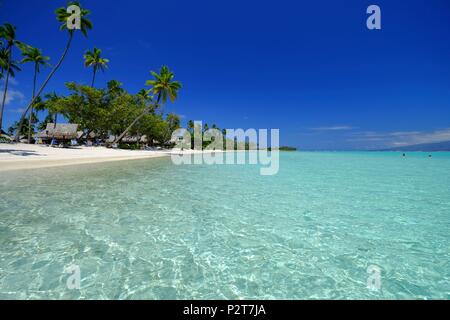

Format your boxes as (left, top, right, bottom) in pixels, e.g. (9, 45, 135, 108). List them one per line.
(0, 152, 449, 299)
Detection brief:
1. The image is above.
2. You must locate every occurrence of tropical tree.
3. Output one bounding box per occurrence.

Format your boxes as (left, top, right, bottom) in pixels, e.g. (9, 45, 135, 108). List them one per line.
(166, 113, 181, 133)
(0, 47, 21, 79)
(7, 111, 38, 137)
(0, 23, 23, 132)
(20, 45, 50, 142)
(113, 66, 181, 144)
(14, 1, 92, 141)
(84, 47, 109, 87)
(42, 92, 61, 126)
(107, 80, 124, 96)
(187, 120, 194, 132)
(145, 65, 182, 113)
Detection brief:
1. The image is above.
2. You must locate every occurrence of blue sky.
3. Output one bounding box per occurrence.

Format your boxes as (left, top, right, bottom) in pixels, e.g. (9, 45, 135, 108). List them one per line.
(1, 0, 450, 150)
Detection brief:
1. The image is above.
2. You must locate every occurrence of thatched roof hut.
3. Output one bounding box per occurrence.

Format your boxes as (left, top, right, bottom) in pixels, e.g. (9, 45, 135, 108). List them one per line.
(35, 123, 79, 140)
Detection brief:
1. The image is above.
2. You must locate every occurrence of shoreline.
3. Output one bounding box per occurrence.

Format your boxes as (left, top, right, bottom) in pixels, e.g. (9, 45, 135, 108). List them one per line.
(0, 154, 170, 172)
(0, 143, 225, 172)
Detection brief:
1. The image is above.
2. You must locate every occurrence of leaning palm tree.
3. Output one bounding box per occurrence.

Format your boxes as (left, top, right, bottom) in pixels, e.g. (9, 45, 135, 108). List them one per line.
(84, 47, 109, 87)
(14, 1, 92, 141)
(113, 66, 181, 144)
(20, 45, 51, 143)
(136, 89, 155, 111)
(0, 23, 23, 132)
(146, 66, 182, 113)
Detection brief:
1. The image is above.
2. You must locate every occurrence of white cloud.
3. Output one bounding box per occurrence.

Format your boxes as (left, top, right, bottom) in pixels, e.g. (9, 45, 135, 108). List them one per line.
(391, 128, 450, 146)
(311, 125, 353, 131)
(0, 89, 25, 105)
(349, 128, 450, 147)
(9, 107, 26, 113)
(1, 78, 18, 85)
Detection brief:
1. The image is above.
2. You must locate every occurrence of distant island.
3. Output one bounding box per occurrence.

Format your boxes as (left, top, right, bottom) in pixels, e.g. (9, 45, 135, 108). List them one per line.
(267, 146, 297, 151)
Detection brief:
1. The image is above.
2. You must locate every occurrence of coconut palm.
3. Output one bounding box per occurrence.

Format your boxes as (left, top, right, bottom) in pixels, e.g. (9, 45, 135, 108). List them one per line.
(137, 88, 150, 100)
(107, 80, 123, 93)
(14, 1, 92, 141)
(113, 66, 181, 144)
(145, 65, 182, 112)
(187, 120, 194, 132)
(136, 89, 155, 110)
(0, 23, 23, 132)
(0, 47, 21, 79)
(20, 45, 50, 142)
(43, 92, 60, 127)
(84, 47, 109, 87)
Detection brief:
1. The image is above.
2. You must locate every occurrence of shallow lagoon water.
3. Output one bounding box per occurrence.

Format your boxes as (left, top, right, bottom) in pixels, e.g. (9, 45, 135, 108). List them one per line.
(0, 152, 449, 299)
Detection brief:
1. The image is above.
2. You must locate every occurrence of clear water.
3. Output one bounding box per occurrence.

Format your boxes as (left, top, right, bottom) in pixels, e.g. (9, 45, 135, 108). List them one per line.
(0, 152, 449, 299)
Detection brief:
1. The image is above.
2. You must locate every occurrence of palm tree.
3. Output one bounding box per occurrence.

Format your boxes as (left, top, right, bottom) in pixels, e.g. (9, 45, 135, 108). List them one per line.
(0, 23, 23, 133)
(20, 45, 50, 143)
(136, 88, 150, 100)
(43, 92, 60, 126)
(145, 65, 182, 114)
(113, 66, 181, 144)
(136, 89, 156, 113)
(187, 120, 194, 132)
(0, 47, 21, 79)
(84, 47, 109, 87)
(107, 80, 123, 95)
(14, 1, 92, 141)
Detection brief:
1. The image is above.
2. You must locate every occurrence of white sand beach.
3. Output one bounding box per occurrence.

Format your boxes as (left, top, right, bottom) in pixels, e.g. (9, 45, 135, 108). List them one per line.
(0, 143, 173, 172)
(0, 143, 228, 172)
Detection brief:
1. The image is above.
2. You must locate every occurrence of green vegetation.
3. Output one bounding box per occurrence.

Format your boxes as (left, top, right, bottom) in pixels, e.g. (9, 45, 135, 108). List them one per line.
(1, 2, 185, 149)
(0, 23, 23, 132)
(279, 146, 297, 151)
(13, 1, 93, 141)
(84, 47, 109, 87)
(268, 146, 297, 151)
(19, 44, 51, 143)
(1, 2, 257, 151)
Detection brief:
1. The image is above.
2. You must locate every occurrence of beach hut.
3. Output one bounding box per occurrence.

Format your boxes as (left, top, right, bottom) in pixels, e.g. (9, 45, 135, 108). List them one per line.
(35, 123, 79, 145)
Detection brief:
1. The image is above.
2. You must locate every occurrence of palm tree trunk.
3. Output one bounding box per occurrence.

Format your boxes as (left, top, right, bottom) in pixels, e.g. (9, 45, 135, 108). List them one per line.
(27, 63, 38, 144)
(50, 113, 58, 145)
(91, 68, 96, 87)
(113, 94, 161, 145)
(78, 128, 92, 142)
(0, 45, 12, 133)
(15, 33, 73, 142)
(113, 107, 149, 144)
